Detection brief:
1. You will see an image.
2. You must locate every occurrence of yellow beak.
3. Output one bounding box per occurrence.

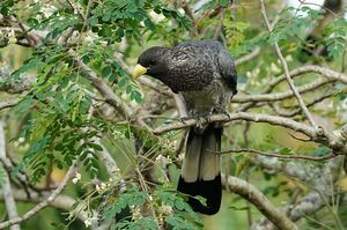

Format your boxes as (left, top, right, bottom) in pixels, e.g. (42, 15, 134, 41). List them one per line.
(131, 64, 147, 79)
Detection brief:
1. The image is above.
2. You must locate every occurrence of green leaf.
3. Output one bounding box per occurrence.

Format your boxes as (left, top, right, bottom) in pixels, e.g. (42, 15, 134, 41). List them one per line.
(11, 57, 42, 78)
(130, 90, 143, 103)
(312, 146, 330, 157)
(13, 96, 34, 115)
(219, 0, 230, 7)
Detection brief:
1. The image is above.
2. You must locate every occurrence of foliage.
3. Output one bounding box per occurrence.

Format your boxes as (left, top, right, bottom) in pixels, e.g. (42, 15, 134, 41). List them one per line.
(0, 0, 347, 229)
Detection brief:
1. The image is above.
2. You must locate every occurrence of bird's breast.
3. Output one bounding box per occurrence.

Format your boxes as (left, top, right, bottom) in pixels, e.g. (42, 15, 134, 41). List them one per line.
(181, 79, 230, 116)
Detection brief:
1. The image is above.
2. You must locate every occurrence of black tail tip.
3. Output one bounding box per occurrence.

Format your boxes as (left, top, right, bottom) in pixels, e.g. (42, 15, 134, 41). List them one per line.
(177, 175, 222, 215)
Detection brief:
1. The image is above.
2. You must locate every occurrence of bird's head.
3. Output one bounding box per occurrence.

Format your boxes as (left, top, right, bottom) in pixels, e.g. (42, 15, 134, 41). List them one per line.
(131, 46, 169, 80)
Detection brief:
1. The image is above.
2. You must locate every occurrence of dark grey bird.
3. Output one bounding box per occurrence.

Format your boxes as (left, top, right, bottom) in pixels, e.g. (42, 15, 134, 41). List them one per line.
(132, 40, 237, 215)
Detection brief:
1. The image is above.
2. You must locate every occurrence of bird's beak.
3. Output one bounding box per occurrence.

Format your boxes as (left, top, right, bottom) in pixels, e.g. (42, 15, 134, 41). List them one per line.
(131, 64, 147, 79)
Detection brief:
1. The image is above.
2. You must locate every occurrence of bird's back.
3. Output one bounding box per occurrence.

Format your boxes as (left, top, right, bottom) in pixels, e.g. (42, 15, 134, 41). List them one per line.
(167, 41, 236, 115)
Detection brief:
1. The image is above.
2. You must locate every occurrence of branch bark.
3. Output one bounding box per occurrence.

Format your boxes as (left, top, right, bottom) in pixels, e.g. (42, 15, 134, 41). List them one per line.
(0, 121, 20, 230)
(68, 50, 133, 119)
(0, 190, 88, 222)
(222, 175, 298, 230)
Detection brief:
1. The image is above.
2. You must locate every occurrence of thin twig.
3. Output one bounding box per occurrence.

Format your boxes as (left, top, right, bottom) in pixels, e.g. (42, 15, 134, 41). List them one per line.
(235, 47, 261, 66)
(259, 0, 317, 128)
(219, 148, 336, 161)
(232, 78, 333, 103)
(0, 100, 18, 111)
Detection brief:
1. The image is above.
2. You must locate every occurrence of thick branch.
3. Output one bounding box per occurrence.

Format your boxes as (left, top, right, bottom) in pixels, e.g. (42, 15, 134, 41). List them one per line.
(222, 175, 297, 230)
(153, 112, 317, 137)
(0, 121, 20, 230)
(0, 99, 19, 111)
(153, 113, 347, 155)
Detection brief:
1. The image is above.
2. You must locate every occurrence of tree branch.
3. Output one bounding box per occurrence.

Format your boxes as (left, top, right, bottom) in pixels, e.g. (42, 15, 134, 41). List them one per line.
(0, 190, 88, 222)
(235, 47, 261, 66)
(220, 148, 336, 161)
(267, 65, 347, 92)
(259, 0, 317, 128)
(153, 112, 317, 137)
(0, 121, 20, 230)
(0, 164, 77, 229)
(232, 78, 333, 103)
(222, 175, 298, 230)
(0, 99, 19, 111)
(68, 50, 133, 119)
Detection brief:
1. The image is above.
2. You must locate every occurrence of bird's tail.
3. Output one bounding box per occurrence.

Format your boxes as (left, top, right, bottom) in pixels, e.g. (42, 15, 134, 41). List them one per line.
(177, 124, 222, 215)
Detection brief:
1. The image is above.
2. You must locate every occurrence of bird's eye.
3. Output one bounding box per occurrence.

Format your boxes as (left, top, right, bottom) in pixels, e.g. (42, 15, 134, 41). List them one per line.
(149, 60, 156, 65)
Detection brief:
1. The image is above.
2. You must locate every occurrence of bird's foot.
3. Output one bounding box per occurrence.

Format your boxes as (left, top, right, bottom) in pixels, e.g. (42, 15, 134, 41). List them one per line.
(196, 116, 209, 130)
(179, 117, 191, 124)
(215, 108, 231, 120)
(222, 111, 231, 120)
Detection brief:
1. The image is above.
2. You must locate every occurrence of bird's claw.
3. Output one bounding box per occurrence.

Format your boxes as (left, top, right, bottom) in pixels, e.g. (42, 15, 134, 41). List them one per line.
(216, 109, 231, 120)
(196, 117, 208, 130)
(179, 117, 191, 124)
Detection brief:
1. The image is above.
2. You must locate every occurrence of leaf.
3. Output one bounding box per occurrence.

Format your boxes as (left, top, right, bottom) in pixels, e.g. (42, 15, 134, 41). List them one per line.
(11, 57, 42, 78)
(130, 90, 143, 103)
(219, 0, 230, 7)
(278, 147, 292, 155)
(312, 146, 330, 156)
(0, 0, 14, 15)
(13, 96, 34, 115)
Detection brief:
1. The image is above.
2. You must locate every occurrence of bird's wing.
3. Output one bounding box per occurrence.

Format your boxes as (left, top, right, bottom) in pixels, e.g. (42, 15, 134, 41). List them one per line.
(168, 44, 214, 91)
(217, 48, 237, 94)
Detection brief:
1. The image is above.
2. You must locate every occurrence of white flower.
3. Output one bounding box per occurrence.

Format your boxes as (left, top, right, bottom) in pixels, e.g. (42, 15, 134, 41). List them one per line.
(84, 218, 92, 227)
(8, 30, 17, 44)
(18, 137, 25, 143)
(72, 172, 81, 184)
(132, 207, 142, 220)
(96, 182, 107, 193)
(100, 182, 107, 190)
(95, 184, 101, 192)
(160, 205, 173, 215)
(111, 167, 120, 173)
(84, 212, 98, 227)
(155, 154, 163, 161)
(178, 153, 184, 161)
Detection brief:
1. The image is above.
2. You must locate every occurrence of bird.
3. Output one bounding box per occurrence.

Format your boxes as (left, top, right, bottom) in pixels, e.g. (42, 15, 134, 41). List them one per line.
(131, 40, 237, 215)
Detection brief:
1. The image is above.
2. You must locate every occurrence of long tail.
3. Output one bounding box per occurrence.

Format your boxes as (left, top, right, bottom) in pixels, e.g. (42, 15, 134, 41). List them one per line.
(177, 124, 222, 215)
